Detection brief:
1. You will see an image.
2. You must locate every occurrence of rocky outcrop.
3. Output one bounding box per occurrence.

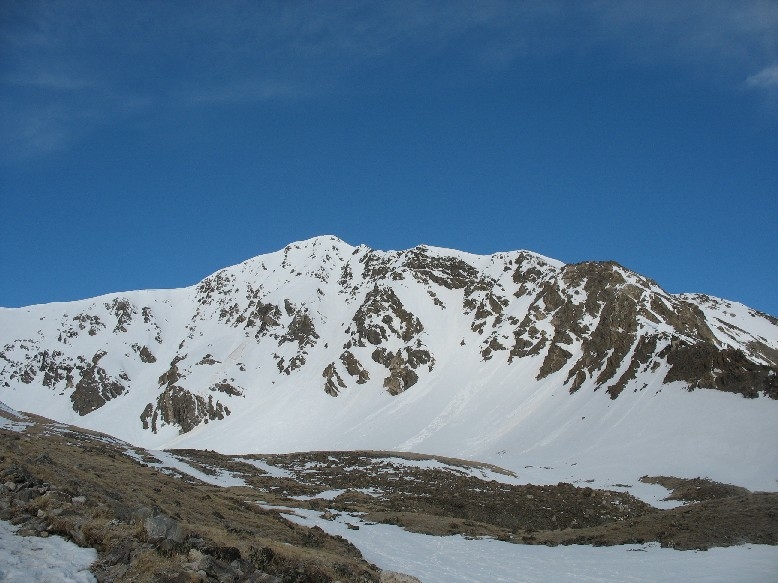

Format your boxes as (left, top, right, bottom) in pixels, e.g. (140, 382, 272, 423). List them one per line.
(372, 347, 434, 396)
(132, 344, 157, 363)
(280, 310, 319, 348)
(348, 286, 423, 347)
(141, 385, 229, 433)
(340, 350, 369, 384)
(322, 363, 347, 397)
(105, 297, 136, 333)
(70, 352, 127, 415)
(663, 343, 778, 399)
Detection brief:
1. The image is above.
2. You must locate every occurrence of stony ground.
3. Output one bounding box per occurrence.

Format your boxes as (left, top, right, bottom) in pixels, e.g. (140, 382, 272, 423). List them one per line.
(1, 407, 776, 582)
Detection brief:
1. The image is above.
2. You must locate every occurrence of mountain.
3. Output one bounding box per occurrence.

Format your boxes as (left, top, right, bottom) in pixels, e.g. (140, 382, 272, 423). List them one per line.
(2, 235, 777, 492)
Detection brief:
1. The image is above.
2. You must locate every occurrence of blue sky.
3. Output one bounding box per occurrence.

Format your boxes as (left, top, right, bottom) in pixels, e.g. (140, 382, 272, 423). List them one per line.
(1, 1, 777, 315)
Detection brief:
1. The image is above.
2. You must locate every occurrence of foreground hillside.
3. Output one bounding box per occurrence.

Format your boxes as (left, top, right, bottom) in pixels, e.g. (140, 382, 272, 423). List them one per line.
(2, 404, 776, 582)
(1, 236, 777, 492)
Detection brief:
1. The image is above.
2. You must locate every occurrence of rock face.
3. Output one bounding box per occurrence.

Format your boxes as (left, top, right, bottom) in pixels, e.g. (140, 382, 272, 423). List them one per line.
(1, 235, 776, 439)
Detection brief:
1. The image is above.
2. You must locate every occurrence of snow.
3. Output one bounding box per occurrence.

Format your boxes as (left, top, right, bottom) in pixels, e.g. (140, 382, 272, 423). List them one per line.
(0, 415, 31, 434)
(143, 450, 246, 487)
(0, 520, 97, 583)
(272, 506, 778, 583)
(291, 489, 346, 501)
(234, 458, 293, 478)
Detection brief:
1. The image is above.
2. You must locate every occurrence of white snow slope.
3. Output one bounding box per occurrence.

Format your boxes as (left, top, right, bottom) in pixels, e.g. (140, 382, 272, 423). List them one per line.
(1, 236, 777, 494)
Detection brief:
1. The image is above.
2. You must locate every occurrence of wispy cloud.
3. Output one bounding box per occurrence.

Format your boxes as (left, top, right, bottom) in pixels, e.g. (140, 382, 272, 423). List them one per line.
(746, 64, 778, 88)
(2, 1, 776, 161)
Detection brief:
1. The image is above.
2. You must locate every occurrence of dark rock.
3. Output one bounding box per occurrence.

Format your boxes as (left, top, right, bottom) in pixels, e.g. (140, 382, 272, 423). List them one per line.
(663, 344, 778, 399)
(323, 363, 346, 397)
(340, 351, 369, 384)
(132, 343, 157, 363)
(145, 385, 230, 434)
(70, 360, 126, 415)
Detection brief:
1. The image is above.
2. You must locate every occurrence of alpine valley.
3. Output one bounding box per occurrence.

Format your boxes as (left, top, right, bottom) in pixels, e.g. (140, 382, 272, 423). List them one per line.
(2, 235, 777, 493)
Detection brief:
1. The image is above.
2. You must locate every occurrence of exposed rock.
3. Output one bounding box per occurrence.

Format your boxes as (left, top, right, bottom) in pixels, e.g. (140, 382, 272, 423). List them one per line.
(323, 363, 346, 397)
(275, 353, 306, 375)
(280, 310, 319, 349)
(144, 386, 230, 434)
(403, 246, 480, 290)
(350, 286, 423, 347)
(72, 313, 105, 336)
(70, 359, 126, 415)
(132, 343, 157, 363)
(380, 572, 423, 583)
(244, 302, 282, 338)
(145, 514, 186, 544)
(158, 355, 187, 387)
(196, 353, 219, 366)
(663, 343, 778, 399)
(105, 297, 136, 333)
(209, 381, 243, 397)
(537, 343, 573, 380)
(340, 351, 369, 384)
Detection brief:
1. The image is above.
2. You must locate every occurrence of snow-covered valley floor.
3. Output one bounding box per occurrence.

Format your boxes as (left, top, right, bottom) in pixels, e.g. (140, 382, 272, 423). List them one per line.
(271, 505, 778, 583)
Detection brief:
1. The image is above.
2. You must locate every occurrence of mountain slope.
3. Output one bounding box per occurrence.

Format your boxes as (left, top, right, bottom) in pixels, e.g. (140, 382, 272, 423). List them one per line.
(2, 236, 777, 491)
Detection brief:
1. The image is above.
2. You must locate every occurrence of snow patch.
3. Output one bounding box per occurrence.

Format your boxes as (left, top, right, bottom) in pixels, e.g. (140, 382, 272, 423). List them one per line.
(0, 520, 97, 583)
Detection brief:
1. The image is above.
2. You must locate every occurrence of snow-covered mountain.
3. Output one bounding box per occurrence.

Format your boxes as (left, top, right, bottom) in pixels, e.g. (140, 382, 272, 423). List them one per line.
(2, 235, 777, 491)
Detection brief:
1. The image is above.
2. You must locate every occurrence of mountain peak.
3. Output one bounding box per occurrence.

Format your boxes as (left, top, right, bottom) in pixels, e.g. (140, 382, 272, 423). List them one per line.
(1, 237, 776, 491)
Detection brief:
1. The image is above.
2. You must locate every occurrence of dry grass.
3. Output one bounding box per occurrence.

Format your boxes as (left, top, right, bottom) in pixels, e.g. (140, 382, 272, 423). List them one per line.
(0, 414, 379, 582)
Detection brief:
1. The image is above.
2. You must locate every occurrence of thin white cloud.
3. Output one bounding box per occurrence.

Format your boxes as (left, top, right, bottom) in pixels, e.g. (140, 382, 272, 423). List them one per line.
(746, 64, 778, 88)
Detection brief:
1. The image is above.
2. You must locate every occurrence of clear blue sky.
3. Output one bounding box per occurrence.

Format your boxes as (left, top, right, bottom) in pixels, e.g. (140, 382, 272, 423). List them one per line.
(1, 1, 777, 315)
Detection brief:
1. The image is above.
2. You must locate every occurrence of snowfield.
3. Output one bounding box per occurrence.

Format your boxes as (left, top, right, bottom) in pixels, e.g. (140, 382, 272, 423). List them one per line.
(271, 505, 778, 583)
(0, 520, 97, 583)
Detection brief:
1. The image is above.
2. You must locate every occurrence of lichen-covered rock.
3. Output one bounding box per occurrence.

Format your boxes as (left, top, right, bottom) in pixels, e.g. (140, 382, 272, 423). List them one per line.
(145, 514, 185, 544)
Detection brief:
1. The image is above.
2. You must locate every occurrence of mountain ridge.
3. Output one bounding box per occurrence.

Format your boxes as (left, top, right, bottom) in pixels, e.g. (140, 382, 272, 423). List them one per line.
(2, 235, 777, 492)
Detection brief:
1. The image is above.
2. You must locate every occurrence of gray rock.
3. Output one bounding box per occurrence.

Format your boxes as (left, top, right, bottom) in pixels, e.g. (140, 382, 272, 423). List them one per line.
(145, 514, 185, 543)
(132, 506, 153, 523)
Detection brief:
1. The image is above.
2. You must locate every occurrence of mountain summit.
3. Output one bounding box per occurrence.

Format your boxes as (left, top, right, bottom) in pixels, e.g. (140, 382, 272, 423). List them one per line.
(2, 236, 777, 490)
